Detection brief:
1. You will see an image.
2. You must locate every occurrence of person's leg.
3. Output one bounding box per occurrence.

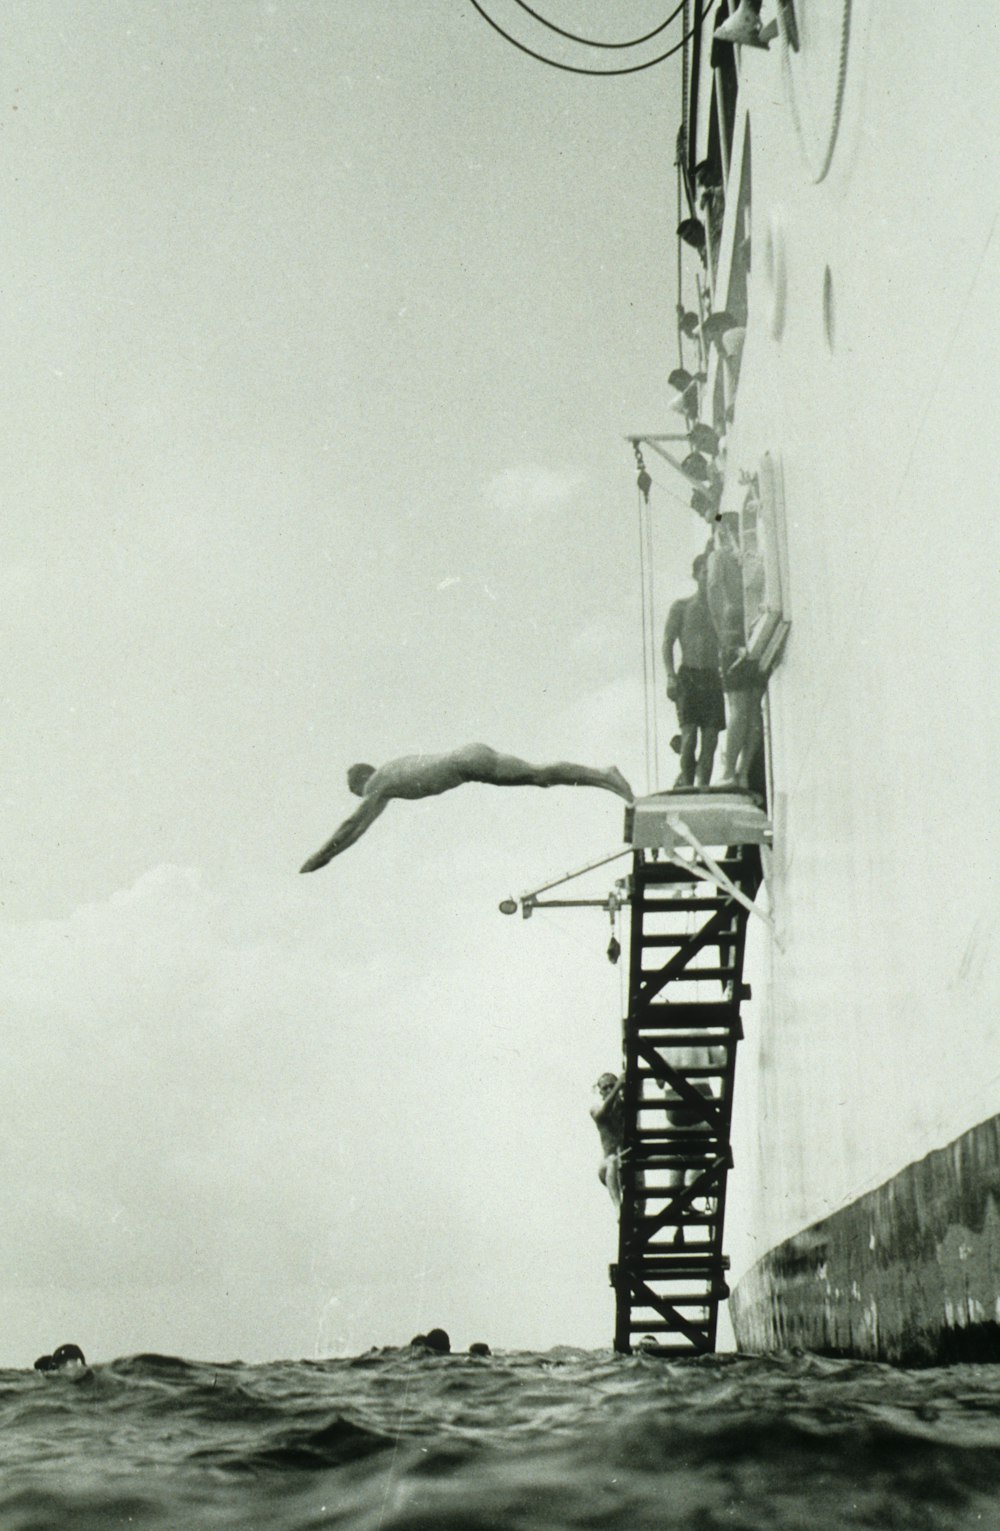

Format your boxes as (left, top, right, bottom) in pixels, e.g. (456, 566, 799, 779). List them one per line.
(738, 698, 764, 788)
(677, 724, 698, 786)
(604, 1153, 623, 1208)
(467, 746, 633, 801)
(534, 760, 634, 800)
(721, 692, 748, 783)
(695, 726, 720, 786)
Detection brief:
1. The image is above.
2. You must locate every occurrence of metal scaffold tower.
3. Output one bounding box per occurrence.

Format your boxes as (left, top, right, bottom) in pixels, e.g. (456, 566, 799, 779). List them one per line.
(611, 827, 763, 1357)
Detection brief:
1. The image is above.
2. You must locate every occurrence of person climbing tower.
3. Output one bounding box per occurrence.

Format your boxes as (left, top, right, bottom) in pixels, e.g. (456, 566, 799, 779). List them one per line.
(591, 1072, 626, 1208)
(300, 744, 634, 872)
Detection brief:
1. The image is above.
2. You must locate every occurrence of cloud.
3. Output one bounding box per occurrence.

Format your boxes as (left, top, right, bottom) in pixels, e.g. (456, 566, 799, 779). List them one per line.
(480, 464, 585, 523)
(1, 859, 622, 1363)
(0, 866, 408, 1359)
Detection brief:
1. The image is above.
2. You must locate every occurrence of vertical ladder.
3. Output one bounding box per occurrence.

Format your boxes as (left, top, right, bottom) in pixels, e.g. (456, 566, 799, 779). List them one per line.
(610, 843, 761, 1355)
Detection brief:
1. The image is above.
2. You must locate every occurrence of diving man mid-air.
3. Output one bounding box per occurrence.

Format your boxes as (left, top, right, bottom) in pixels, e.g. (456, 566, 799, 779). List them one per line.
(300, 743, 633, 872)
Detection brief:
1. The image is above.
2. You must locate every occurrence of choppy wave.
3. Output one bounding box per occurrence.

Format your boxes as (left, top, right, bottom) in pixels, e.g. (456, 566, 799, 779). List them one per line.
(4, 1347, 1000, 1529)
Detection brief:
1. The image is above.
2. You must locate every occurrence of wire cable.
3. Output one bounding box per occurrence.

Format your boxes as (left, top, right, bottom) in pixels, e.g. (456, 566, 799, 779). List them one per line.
(643, 495, 661, 787)
(467, 0, 717, 77)
(636, 484, 653, 793)
(509, 0, 684, 50)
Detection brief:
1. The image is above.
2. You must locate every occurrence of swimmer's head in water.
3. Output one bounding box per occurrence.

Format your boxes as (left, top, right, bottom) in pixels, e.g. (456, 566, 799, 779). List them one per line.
(34, 1343, 86, 1373)
(424, 1328, 451, 1354)
(53, 1344, 86, 1367)
(347, 763, 376, 796)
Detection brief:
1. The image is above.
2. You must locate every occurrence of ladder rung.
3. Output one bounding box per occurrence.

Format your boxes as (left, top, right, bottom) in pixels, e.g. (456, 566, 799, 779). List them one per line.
(611, 1257, 727, 1277)
(630, 1256, 730, 1274)
(640, 1222, 721, 1236)
(639, 932, 718, 947)
(630, 1244, 723, 1259)
(635, 1292, 728, 1307)
(640, 1001, 739, 1023)
(630, 1030, 741, 1048)
(634, 1148, 731, 1165)
(635, 1217, 724, 1234)
(639, 896, 730, 912)
(639, 964, 736, 982)
(632, 1142, 726, 1153)
(627, 1270, 728, 1286)
(634, 1125, 722, 1139)
(632, 1343, 709, 1356)
(629, 1170, 723, 1184)
(634, 1101, 721, 1114)
(636, 1067, 725, 1079)
(637, 1188, 722, 1200)
(627, 1314, 712, 1327)
(637, 1218, 713, 1230)
(634, 1115, 723, 1128)
(633, 1160, 728, 1172)
(639, 865, 744, 887)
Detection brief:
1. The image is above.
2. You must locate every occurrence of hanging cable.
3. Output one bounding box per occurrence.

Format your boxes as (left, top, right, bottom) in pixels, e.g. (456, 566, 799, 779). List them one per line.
(466, 0, 717, 77)
(616, 911, 626, 1024)
(632, 443, 655, 793)
(644, 490, 661, 788)
(676, 160, 685, 368)
(636, 479, 653, 794)
(509, 0, 685, 49)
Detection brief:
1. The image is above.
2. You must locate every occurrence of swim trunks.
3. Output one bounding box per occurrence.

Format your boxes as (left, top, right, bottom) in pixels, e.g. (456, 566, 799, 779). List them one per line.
(675, 665, 725, 730)
(720, 647, 763, 694)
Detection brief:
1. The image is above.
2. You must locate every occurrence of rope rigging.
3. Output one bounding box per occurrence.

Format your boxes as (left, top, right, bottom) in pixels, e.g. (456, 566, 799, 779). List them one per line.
(466, 0, 717, 77)
(633, 442, 660, 795)
(508, 0, 685, 50)
(644, 481, 661, 790)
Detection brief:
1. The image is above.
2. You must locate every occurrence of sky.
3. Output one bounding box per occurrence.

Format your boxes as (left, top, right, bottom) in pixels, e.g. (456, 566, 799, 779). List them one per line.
(0, 0, 713, 1366)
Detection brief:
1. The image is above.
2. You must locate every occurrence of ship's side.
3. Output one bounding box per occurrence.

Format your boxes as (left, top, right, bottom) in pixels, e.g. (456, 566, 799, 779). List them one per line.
(679, 1, 1000, 1360)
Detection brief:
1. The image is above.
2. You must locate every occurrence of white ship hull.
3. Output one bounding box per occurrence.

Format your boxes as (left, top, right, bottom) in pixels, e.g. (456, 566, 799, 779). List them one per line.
(687, 0, 1000, 1357)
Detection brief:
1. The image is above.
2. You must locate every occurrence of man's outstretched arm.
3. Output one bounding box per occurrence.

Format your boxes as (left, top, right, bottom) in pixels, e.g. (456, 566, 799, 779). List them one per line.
(300, 795, 389, 873)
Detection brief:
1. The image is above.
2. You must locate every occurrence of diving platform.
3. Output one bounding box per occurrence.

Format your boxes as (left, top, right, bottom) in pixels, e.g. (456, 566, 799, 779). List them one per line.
(611, 788, 766, 1356)
(627, 788, 771, 854)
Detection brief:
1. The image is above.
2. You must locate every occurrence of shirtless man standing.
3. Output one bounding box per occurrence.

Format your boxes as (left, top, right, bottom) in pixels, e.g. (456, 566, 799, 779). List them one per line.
(662, 555, 725, 788)
(706, 518, 764, 789)
(300, 745, 634, 872)
(590, 1072, 626, 1208)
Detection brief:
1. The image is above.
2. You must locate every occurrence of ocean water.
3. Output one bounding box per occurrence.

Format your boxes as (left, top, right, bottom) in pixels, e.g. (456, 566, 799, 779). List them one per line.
(6, 1348, 1000, 1531)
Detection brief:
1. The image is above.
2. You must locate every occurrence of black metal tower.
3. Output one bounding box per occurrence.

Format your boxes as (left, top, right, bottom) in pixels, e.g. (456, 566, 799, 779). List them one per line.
(611, 842, 761, 1355)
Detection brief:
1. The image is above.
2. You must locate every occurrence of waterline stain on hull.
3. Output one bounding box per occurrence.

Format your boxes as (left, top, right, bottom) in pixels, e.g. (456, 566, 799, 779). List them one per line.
(731, 1113, 1000, 1366)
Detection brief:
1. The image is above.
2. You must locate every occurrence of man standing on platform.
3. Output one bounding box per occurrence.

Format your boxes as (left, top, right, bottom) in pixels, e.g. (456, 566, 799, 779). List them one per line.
(706, 517, 764, 791)
(662, 555, 725, 788)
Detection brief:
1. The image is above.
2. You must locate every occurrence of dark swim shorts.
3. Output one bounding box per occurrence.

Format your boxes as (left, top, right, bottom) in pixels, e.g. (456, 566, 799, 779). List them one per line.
(720, 647, 763, 694)
(675, 665, 726, 729)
